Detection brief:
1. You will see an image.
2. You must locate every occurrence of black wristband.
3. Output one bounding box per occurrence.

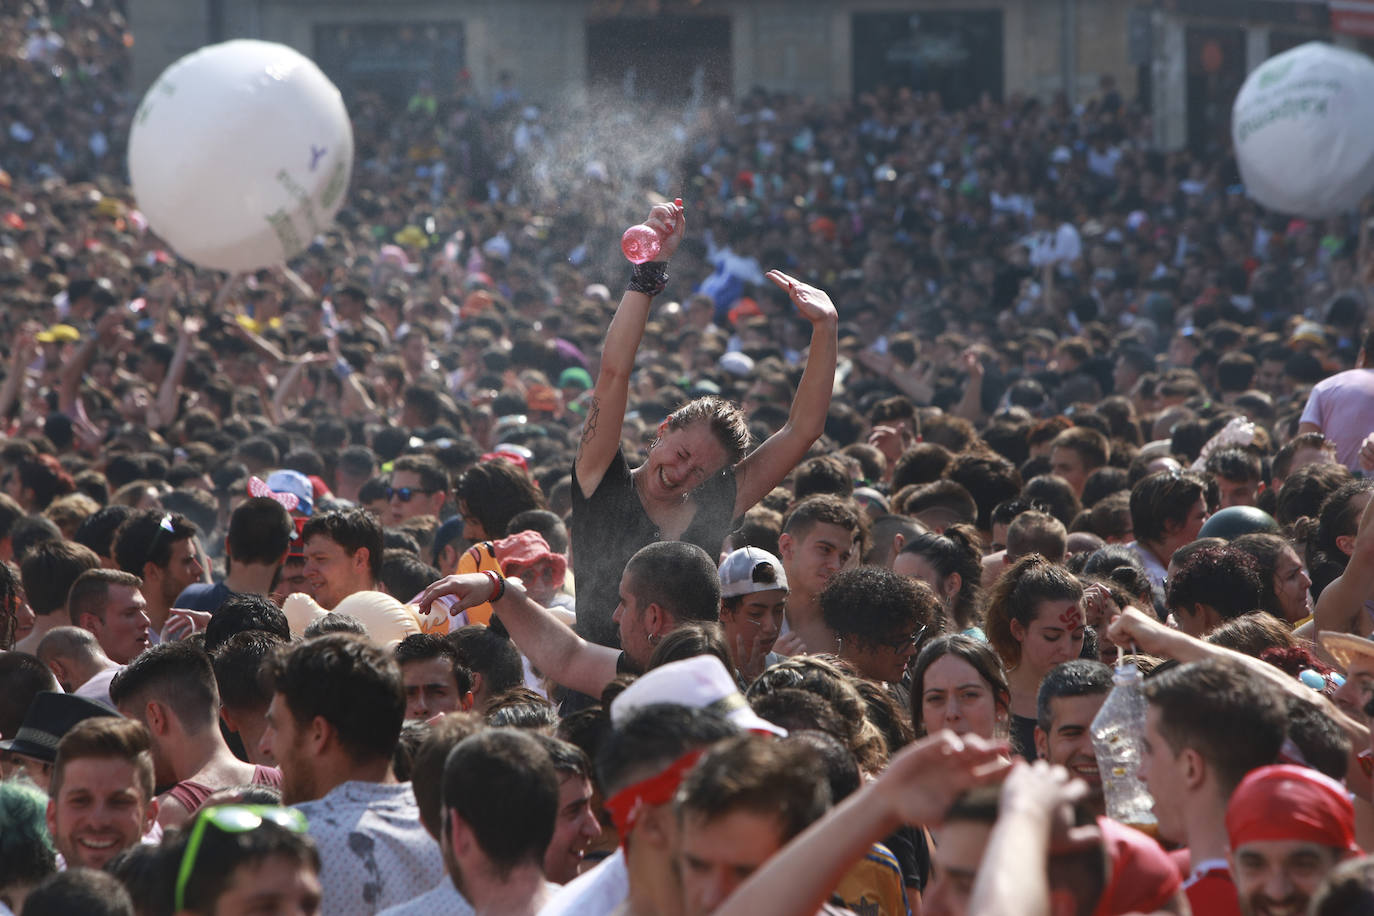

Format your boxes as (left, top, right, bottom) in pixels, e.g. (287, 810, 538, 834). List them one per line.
(628, 261, 669, 297)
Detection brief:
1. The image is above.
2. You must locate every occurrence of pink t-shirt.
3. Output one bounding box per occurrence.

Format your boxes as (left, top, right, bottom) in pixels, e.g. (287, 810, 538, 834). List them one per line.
(1300, 368, 1374, 468)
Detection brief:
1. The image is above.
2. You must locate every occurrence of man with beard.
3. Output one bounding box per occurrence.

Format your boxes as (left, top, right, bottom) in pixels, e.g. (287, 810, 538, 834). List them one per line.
(112, 510, 204, 639)
(1226, 765, 1363, 916)
(1034, 660, 1112, 814)
(45, 717, 158, 870)
(259, 634, 443, 915)
(439, 729, 561, 915)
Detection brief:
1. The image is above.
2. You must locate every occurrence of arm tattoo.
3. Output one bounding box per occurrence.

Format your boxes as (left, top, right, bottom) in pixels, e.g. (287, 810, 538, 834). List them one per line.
(578, 396, 601, 454)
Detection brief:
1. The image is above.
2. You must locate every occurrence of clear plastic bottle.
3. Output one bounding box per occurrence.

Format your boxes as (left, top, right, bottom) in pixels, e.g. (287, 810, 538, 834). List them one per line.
(1090, 659, 1158, 832)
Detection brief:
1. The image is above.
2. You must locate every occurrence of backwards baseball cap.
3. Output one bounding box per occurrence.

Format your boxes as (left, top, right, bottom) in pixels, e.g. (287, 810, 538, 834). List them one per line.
(610, 655, 786, 737)
(1226, 764, 1361, 854)
(265, 469, 314, 517)
(718, 547, 788, 599)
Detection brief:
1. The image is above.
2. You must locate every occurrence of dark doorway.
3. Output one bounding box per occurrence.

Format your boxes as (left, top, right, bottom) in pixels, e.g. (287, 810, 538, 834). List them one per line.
(586, 16, 732, 106)
(313, 22, 466, 103)
(852, 10, 1003, 108)
(1184, 25, 1246, 157)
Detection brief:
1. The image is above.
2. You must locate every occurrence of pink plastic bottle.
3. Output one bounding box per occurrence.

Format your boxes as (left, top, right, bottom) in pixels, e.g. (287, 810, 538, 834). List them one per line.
(621, 199, 682, 264)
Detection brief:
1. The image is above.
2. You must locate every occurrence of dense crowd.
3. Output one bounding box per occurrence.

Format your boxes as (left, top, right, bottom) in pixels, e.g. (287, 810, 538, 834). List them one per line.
(6, 1, 1374, 915)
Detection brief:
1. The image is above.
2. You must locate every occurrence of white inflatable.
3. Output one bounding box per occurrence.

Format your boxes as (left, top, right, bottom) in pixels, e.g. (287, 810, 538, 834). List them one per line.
(1232, 42, 1374, 217)
(128, 39, 353, 271)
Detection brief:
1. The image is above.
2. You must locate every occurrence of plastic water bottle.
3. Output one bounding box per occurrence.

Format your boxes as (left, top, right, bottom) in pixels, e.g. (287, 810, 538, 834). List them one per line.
(620, 198, 682, 264)
(1090, 658, 1158, 833)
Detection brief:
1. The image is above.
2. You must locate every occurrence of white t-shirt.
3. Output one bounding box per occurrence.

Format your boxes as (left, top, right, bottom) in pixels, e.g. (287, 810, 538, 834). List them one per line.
(539, 849, 628, 916)
(377, 877, 474, 916)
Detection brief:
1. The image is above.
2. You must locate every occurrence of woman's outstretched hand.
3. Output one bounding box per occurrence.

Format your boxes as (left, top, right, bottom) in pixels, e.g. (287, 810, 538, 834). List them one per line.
(639, 199, 686, 261)
(766, 270, 838, 326)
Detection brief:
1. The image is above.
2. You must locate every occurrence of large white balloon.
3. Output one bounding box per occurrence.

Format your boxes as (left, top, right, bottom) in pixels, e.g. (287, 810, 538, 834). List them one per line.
(128, 39, 353, 272)
(1232, 42, 1374, 218)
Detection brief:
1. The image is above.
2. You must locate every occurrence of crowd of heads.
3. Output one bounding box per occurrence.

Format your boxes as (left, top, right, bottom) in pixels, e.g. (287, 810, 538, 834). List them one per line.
(4, 1, 1374, 915)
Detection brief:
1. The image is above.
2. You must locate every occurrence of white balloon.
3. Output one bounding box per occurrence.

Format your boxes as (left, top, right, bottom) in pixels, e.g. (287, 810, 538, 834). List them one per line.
(1233, 42, 1374, 218)
(128, 39, 353, 272)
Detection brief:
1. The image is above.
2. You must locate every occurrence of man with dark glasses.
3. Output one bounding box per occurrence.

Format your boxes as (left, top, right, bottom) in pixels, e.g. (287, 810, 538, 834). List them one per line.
(172, 804, 322, 916)
(386, 454, 449, 527)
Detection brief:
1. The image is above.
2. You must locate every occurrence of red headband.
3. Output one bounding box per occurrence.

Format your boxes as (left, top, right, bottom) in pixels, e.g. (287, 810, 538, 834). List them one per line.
(603, 750, 705, 845)
(1226, 764, 1360, 853)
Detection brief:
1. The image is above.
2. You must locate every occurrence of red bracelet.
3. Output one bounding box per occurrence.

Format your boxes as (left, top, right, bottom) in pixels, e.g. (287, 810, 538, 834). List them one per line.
(482, 570, 505, 602)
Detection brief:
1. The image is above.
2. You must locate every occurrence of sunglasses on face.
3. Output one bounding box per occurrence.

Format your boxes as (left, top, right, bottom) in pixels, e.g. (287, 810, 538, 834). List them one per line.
(174, 805, 309, 911)
(387, 486, 435, 503)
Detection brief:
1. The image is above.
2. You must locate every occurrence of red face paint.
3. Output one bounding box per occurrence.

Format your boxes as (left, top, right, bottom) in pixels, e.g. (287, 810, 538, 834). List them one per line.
(1058, 603, 1083, 630)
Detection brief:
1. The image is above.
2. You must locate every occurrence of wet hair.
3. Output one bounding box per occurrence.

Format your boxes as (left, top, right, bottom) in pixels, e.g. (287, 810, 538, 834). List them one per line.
(898, 523, 984, 630)
(665, 396, 751, 466)
(909, 634, 1011, 736)
(984, 555, 1084, 667)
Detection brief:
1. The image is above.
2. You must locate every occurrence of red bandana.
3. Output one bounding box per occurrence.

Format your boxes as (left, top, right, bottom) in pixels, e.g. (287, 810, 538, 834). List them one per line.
(603, 750, 705, 844)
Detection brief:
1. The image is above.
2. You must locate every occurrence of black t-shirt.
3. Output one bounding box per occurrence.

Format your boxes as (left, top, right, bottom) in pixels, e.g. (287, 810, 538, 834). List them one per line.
(1012, 713, 1039, 762)
(570, 448, 738, 648)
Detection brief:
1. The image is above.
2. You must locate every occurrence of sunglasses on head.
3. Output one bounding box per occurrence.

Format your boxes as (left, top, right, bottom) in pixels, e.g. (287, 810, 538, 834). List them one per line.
(387, 486, 435, 503)
(143, 512, 176, 568)
(174, 805, 309, 911)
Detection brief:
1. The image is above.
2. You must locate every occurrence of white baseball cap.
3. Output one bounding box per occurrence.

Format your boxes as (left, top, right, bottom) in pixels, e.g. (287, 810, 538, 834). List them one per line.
(718, 547, 788, 599)
(610, 656, 787, 737)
